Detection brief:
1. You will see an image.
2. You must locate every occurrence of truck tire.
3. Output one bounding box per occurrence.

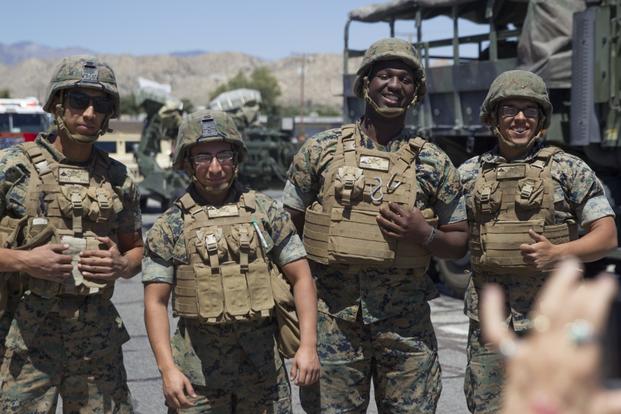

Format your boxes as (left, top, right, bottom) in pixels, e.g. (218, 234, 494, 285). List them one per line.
(435, 254, 471, 299)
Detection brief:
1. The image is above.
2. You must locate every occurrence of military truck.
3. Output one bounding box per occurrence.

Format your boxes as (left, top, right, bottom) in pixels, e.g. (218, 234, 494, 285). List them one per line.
(344, 0, 621, 295)
(134, 78, 190, 210)
(209, 89, 298, 189)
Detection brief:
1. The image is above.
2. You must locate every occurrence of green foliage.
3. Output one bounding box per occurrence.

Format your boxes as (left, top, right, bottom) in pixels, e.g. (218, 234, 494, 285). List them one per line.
(0, 89, 10, 98)
(210, 67, 282, 119)
(120, 93, 140, 115)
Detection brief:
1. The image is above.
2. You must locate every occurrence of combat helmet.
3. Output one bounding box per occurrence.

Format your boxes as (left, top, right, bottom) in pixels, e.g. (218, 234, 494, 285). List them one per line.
(353, 37, 426, 117)
(45, 55, 120, 143)
(480, 70, 552, 150)
(173, 109, 247, 171)
(480, 70, 552, 128)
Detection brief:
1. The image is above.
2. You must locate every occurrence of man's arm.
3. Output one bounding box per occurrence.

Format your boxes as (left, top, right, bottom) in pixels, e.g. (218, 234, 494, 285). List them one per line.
(144, 281, 197, 409)
(280, 258, 320, 386)
(0, 245, 73, 282)
(520, 216, 617, 270)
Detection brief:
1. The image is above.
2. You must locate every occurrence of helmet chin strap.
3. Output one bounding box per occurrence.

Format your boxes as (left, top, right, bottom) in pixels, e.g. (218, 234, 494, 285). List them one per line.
(362, 77, 418, 119)
(54, 102, 110, 144)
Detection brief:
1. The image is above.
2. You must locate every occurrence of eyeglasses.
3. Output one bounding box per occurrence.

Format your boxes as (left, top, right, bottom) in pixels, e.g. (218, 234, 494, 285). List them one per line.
(190, 150, 236, 166)
(499, 105, 540, 119)
(65, 91, 115, 115)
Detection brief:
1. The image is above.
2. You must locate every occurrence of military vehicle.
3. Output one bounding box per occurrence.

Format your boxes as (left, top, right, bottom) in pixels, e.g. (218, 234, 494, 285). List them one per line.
(134, 78, 190, 210)
(344, 0, 621, 296)
(209, 88, 298, 189)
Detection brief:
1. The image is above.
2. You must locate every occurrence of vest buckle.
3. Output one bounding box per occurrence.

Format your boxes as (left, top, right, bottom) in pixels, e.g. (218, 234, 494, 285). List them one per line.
(205, 234, 218, 254)
(96, 189, 111, 209)
(521, 183, 534, 199)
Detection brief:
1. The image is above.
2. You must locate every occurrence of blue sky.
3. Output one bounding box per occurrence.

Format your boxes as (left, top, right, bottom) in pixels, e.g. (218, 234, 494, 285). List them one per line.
(4, 1, 487, 59)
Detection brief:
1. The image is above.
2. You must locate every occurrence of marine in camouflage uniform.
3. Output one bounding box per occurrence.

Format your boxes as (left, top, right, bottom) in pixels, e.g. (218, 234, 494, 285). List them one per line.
(459, 70, 617, 414)
(143, 110, 319, 413)
(283, 38, 468, 413)
(0, 56, 144, 413)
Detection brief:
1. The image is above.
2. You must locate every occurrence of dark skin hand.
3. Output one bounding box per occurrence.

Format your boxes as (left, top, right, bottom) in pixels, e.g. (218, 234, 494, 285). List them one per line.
(377, 202, 468, 259)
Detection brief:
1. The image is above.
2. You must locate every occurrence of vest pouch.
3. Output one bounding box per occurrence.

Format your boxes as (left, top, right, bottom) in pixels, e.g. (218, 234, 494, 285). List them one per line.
(394, 214, 438, 273)
(478, 220, 544, 272)
(0, 216, 27, 248)
(246, 261, 275, 313)
(225, 223, 258, 261)
(334, 166, 365, 206)
(173, 266, 200, 317)
(86, 186, 119, 222)
(193, 263, 225, 320)
(221, 263, 251, 317)
(328, 207, 394, 265)
(58, 185, 89, 218)
(473, 180, 501, 216)
(515, 178, 544, 211)
(302, 204, 330, 264)
(195, 227, 228, 265)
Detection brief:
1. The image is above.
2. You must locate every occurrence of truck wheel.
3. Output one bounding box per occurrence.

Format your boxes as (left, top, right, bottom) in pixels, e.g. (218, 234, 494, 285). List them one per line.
(435, 254, 471, 299)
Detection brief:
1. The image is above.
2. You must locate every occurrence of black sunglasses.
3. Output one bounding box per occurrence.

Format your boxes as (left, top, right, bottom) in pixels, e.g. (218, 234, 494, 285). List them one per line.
(65, 91, 115, 115)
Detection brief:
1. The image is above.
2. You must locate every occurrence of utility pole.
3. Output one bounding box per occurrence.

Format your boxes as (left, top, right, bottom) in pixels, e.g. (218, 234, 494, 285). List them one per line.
(297, 53, 306, 139)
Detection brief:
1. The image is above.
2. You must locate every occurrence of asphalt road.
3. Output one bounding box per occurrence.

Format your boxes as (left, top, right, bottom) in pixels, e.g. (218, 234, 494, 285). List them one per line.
(57, 193, 470, 413)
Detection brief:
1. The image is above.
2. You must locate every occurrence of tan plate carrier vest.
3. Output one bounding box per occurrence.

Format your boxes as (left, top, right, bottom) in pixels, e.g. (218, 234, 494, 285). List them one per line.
(0, 142, 123, 298)
(303, 124, 438, 274)
(470, 146, 577, 275)
(174, 191, 279, 323)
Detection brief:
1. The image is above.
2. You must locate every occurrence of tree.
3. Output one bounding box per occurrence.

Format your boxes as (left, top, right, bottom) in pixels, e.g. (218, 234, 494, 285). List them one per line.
(210, 67, 281, 120)
(180, 98, 194, 114)
(0, 89, 10, 98)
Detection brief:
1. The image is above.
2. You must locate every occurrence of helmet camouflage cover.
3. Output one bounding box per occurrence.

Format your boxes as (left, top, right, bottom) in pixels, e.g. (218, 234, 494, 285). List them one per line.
(173, 109, 247, 170)
(480, 70, 552, 128)
(44, 55, 120, 118)
(353, 37, 427, 105)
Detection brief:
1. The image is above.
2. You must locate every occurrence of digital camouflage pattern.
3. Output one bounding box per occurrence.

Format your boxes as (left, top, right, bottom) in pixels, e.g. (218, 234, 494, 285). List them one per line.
(143, 184, 303, 412)
(142, 184, 305, 284)
(169, 318, 291, 413)
(480, 70, 552, 129)
(0, 134, 141, 413)
(43, 55, 120, 118)
(353, 37, 426, 105)
(172, 109, 247, 170)
(459, 141, 615, 412)
(0, 293, 132, 413)
(285, 121, 465, 413)
(300, 306, 441, 414)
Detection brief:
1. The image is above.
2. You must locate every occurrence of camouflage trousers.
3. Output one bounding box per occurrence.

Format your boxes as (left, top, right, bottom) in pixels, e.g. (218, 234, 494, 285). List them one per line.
(464, 319, 505, 414)
(0, 292, 133, 414)
(300, 305, 442, 414)
(170, 317, 291, 414)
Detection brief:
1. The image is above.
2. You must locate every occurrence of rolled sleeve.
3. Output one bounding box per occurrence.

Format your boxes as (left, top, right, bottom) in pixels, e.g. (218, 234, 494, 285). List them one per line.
(282, 180, 312, 212)
(271, 234, 306, 267)
(577, 195, 615, 226)
(142, 256, 174, 284)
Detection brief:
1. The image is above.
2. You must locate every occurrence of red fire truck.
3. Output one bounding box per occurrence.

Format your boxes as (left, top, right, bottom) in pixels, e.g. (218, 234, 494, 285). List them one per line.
(0, 97, 51, 149)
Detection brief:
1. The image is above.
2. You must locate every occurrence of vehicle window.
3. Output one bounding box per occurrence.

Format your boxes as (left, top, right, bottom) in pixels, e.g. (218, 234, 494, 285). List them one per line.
(94, 141, 117, 153)
(0, 114, 9, 131)
(11, 114, 49, 132)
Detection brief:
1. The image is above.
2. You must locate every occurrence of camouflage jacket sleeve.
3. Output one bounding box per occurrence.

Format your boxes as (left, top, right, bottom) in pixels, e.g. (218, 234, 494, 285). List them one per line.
(142, 206, 185, 284)
(255, 192, 306, 266)
(0, 146, 34, 219)
(284, 128, 340, 211)
(551, 152, 615, 226)
(416, 142, 467, 225)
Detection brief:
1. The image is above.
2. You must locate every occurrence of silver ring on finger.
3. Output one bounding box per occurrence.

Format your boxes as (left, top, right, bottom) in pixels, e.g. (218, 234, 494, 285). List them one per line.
(567, 319, 597, 346)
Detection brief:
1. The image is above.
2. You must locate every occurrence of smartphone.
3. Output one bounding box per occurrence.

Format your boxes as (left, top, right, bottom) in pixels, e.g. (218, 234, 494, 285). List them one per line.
(602, 270, 621, 388)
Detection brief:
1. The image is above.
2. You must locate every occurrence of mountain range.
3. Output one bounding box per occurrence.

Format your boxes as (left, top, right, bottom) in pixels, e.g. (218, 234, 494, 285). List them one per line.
(0, 42, 344, 109)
